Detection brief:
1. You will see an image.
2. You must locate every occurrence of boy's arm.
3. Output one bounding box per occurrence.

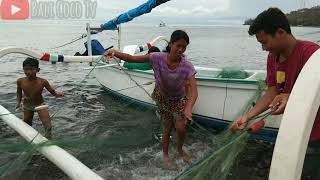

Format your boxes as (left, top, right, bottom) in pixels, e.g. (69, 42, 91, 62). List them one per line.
(44, 80, 64, 97)
(16, 79, 22, 108)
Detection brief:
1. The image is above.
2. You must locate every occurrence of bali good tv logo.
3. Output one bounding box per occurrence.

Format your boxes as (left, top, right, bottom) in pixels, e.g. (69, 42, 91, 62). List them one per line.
(0, 0, 97, 20)
(0, 0, 29, 20)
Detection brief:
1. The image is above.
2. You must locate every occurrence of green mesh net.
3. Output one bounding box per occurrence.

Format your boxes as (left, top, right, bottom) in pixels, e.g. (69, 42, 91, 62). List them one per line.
(175, 131, 250, 180)
(217, 67, 249, 79)
(0, 66, 267, 179)
(175, 79, 266, 180)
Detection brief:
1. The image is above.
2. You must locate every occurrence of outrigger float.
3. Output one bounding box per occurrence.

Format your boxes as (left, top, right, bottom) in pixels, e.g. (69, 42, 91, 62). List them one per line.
(0, 105, 104, 180)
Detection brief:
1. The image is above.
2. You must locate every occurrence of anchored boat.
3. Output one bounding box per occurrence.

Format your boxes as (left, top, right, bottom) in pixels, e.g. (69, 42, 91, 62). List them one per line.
(0, 36, 281, 142)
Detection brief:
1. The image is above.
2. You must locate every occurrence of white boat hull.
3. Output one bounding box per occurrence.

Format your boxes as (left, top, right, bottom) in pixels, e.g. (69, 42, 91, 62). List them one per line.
(0, 45, 281, 141)
(94, 65, 281, 141)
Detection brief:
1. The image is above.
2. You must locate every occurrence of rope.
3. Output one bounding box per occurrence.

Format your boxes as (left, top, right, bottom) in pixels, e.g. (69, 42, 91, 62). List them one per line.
(48, 45, 113, 119)
(49, 56, 103, 119)
(50, 31, 99, 49)
(109, 56, 218, 142)
(115, 81, 155, 92)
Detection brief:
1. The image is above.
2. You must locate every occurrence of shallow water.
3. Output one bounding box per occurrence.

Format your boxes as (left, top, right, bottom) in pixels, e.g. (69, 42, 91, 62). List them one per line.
(0, 20, 319, 179)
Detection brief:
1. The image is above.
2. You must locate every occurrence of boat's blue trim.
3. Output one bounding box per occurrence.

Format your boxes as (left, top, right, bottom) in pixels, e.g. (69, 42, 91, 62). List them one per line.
(99, 84, 278, 142)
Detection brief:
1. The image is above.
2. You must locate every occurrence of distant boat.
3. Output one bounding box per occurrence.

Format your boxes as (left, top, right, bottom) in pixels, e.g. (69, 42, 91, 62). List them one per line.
(159, 21, 166, 27)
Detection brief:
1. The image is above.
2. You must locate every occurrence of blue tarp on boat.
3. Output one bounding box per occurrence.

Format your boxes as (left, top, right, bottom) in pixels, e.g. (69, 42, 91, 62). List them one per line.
(100, 0, 170, 30)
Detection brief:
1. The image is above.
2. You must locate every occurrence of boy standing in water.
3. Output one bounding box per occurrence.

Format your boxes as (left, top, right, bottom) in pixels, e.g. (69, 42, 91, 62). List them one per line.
(16, 57, 64, 136)
(104, 30, 198, 167)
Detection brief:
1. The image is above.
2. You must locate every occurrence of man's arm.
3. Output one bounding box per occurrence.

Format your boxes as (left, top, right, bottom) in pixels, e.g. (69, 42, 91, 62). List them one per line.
(269, 93, 290, 115)
(247, 86, 279, 119)
(231, 86, 279, 130)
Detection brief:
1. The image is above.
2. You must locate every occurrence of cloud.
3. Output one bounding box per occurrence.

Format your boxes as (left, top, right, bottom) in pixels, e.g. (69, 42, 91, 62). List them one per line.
(152, 6, 215, 16)
(94, 0, 310, 22)
(96, 0, 230, 18)
(151, 0, 230, 17)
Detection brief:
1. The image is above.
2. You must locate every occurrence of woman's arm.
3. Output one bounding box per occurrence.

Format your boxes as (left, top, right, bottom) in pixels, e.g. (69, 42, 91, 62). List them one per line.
(184, 75, 198, 121)
(105, 50, 150, 63)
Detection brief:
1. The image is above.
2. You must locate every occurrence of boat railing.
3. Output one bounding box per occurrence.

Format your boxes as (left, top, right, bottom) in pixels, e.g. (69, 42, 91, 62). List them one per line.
(245, 70, 266, 80)
(195, 66, 266, 80)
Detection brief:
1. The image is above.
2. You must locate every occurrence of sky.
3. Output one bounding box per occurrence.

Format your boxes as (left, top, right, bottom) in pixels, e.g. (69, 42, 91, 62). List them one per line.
(0, 0, 318, 24)
(95, 0, 320, 24)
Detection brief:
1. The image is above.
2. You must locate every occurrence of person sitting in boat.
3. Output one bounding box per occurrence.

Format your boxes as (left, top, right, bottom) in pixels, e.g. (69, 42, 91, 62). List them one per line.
(16, 57, 64, 137)
(74, 39, 105, 56)
(230, 7, 320, 179)
(148, 46, 161, 54)
(104, 30, 198, 167)
(123, 46, 160, 70)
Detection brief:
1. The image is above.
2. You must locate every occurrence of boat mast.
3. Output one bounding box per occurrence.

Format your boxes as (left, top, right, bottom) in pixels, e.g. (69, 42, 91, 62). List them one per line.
(86, 23, 93, 66)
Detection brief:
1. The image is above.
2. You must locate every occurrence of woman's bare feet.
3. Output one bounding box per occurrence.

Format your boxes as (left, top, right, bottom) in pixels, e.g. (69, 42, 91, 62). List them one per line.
(163, 154, 173, 168)
(176, 149, 192, 164)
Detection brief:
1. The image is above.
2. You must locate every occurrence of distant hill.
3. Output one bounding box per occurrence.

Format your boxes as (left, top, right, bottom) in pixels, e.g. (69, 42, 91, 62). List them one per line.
(287, 6, 320, 26)
(244, 6, 320, 27)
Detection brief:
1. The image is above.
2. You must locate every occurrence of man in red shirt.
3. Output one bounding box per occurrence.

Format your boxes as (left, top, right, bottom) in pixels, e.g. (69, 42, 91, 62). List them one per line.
(230, 7, 320, 179)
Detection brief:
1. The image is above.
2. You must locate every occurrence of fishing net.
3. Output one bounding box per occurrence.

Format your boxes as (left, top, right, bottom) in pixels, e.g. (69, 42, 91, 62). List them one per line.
(0, 98, 160, 179)
(0, 64, 268, 179)
(216, 67, 250, 79)
(0, 57, 161, 179)
(175, 78, 266, 180)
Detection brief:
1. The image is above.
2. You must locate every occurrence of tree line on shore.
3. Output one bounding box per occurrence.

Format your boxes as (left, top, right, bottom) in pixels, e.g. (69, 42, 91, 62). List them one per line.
(244, 6, 320, 27)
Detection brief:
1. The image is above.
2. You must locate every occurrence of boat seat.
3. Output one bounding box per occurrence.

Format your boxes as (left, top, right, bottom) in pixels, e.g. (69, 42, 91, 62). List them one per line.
(122, 45, 152, 71)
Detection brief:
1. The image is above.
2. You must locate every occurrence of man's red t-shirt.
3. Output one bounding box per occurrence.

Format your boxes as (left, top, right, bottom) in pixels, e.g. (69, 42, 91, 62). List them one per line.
(266, 40, 320, 141)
